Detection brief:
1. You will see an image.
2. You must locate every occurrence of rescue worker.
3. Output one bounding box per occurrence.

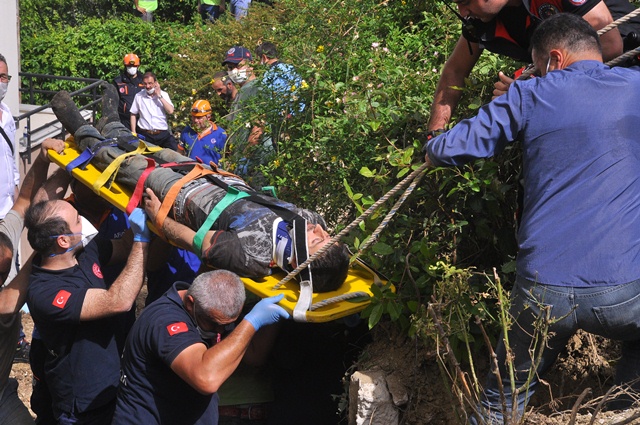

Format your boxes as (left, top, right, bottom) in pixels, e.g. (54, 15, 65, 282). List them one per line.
(113, 53, 144, 129)
(179, 100, 227, 166)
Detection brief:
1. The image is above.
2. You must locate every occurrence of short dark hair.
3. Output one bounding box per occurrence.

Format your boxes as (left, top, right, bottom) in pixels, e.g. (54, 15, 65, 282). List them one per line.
(212, 70, 232, 85)
(255, 42, 279, 60)
(530, 13, 601, 62)
(142, 71, 157, 81)
(309, 243, 350, 293)
(25, 201, 71, 256)
(0, 53, 6, 67)
(0, 232, 13, 255)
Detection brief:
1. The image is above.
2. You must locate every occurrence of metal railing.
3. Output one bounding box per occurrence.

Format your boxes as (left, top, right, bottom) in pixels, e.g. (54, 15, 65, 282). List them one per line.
(14, 73, 104, 164)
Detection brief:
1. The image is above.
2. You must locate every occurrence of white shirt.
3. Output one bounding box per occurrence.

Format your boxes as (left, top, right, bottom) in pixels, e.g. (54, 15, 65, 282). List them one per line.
(129, 90, 173, 131)
(0, 102, 18, 220)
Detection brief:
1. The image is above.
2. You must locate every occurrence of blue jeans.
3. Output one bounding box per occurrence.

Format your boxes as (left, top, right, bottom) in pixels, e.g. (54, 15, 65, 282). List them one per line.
(471, 276, 640, 424)
(230, 0, 250, 19)
(199, 3, 221, 22)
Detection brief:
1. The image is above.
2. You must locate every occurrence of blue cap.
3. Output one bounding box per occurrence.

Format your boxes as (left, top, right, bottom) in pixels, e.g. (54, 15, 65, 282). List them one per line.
(222, 46, 253, 65)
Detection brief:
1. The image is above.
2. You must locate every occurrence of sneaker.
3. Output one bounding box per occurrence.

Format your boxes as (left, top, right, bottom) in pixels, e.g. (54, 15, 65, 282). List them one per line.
(13, 338, 30, 364)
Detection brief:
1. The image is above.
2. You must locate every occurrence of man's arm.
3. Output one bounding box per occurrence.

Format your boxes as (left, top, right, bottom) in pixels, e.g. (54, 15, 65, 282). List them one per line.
(11, 138, 65, 218)
(170, 296, 288, 394)
(155, 83, 174, 114)
(130, 114, 138, 133)
(79, 209, 150, 320)
(0, 255, 33, 316)
(583, 1, 621, 61)
(427, 36, 482, 131)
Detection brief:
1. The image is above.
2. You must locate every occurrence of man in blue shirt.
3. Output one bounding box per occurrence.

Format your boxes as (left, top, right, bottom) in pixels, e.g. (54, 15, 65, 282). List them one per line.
(424, 13, 640, 423)
(112, 270, 289, 425)
(179, 99, 227, 166)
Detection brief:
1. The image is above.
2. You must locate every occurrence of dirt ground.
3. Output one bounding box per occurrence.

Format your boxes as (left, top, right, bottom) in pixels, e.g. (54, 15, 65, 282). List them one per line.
(13, 310, 640, 424)
(359, 324, 640, 425)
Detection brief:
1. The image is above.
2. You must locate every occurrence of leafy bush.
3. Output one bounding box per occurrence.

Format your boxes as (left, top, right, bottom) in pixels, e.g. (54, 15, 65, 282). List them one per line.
(21, 0, 526, 349)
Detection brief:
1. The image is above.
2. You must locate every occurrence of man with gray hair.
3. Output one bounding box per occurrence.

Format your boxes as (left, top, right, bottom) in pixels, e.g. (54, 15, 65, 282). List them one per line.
(111, 270, 289, 424)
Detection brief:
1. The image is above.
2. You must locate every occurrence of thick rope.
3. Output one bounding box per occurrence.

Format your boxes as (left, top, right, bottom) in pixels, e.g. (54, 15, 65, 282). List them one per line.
(273, 161, 430, 289)
(356, 168, 427, 255)
(310, 291, 370, 310)
(598, 8, 640, 35)
(606, 45, 640, 67)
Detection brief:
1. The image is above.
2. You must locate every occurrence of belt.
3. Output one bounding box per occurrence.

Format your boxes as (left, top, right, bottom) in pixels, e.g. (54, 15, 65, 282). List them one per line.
(138, 128, 165, 135)
(218, 404, 268, 420)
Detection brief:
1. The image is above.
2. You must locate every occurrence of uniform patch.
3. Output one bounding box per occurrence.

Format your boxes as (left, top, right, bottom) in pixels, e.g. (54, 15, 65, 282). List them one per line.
(93, 263, 103, 279)
(119, 87, 125, 93)
(52, 290, 71, 309)
(167, 322, 189, 336)
(569, 0, 586, 4)
(538, 3, 560, 19)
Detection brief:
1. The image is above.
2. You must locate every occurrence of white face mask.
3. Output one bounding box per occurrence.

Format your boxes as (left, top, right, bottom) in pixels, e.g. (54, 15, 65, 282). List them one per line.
(229, 67, 249, 84)
(126, 66, 138, 76)
(0, 82, 7, 102)
(146, 87, 155, 95)
(49, 216, 99, 257)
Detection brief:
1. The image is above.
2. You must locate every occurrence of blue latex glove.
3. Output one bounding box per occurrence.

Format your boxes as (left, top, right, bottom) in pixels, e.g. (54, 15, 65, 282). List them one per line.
(244, 294, 290, 331)
(129, 208, 151, 243)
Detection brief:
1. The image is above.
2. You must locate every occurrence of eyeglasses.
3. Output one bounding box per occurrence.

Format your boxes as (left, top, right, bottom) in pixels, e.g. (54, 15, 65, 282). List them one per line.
(0, 74, 12, 83)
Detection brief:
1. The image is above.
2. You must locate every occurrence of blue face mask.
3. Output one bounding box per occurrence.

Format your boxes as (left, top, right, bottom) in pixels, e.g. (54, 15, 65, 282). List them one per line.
(48, 216, 99, 257)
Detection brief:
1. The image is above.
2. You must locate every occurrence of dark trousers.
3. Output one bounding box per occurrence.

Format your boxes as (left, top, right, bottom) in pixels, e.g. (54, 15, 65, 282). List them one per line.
(136, 128, 178, 151)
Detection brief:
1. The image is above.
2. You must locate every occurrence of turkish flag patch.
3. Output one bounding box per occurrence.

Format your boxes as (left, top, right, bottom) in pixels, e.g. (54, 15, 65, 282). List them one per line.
(52, 290, 71, 309)
(167, 322, 188, 336)
(92, 263, 103, 279)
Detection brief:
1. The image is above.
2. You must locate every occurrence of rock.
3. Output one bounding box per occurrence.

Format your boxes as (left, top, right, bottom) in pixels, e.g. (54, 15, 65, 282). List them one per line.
(349, 370, 400, 425)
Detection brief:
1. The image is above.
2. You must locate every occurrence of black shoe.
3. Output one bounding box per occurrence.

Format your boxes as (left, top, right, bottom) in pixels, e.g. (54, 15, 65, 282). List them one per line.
(13, 338, 30, 364)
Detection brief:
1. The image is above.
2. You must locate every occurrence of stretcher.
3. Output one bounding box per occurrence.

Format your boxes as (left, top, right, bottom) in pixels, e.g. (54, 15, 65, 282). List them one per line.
(48, 139, 392, 323)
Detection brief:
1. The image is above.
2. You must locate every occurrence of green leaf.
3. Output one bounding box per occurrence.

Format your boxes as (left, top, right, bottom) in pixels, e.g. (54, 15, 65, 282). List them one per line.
(372, 243, 394, 255)
(360, 167, 375, 178)
(368, 304, 383, 329)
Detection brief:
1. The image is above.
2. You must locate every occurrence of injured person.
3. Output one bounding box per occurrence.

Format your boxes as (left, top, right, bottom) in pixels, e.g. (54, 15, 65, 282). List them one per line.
(50, 87, 349, 293)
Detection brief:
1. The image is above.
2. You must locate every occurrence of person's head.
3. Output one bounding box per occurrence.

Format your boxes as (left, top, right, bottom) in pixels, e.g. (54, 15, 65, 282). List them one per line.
(25, 200, 98, 258)
(307, 242, 350, 293)
(142, 71, 157, 95)
(0, 53, 10, 103)
(255, 41, 279, 65)
(185, 270, 246, 337)
(450, 0, 511, 23)
(530, 13, 602, 77)
(222, 46, 254, 85)
(123, 53, 140, 77)
(0, 232, 13, 284)
(211, 71, 237, 105)
(190, 99, 212, 130)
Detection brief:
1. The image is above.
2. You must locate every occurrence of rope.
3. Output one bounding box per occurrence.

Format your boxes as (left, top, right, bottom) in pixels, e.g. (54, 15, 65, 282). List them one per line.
(309, 291, 370, 311)
(273, 161, 430, 289)
(598, 7, 640, 35)
(356, 168, 427, 255)
(606, 45, 640, 67)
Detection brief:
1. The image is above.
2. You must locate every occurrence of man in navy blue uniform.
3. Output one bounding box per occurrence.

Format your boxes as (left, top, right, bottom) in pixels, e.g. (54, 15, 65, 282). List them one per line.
(112, 269, 289, 425)
(24, 202, 150, 425)
(424, 13, 640, 423)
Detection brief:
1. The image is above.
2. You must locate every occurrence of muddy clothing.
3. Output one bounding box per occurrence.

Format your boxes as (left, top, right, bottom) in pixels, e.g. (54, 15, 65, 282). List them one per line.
(113, 72, 144, 127)
(463, 0, 640, 62)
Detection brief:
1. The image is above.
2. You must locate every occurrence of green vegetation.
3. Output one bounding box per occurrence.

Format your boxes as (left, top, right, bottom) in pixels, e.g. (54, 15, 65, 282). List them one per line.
(20, 0, 523, 348)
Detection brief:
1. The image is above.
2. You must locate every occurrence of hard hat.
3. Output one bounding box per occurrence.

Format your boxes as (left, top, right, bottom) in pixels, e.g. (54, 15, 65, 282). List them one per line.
(123, 53, 140, 67)
(191, 100, 212, 117)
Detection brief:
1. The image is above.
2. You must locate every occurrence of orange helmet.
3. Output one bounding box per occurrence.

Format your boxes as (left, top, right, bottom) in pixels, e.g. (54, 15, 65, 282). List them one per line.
(191, 100, 212, 117)
(123, 53, 140, 67)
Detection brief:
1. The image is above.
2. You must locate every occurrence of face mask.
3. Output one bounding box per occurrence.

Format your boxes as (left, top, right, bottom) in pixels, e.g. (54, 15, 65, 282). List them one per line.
(191, 304, 219, 341)
(146, 87, 155, 95)
(0, 82, 7, 102)
(49, 216, 99, 257)
(126, 66, 138, 76)
(229, 67, 249, 84)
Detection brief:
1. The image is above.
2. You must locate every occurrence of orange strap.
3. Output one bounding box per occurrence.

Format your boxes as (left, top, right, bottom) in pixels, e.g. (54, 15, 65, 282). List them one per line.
(154, 164, 216, 233)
